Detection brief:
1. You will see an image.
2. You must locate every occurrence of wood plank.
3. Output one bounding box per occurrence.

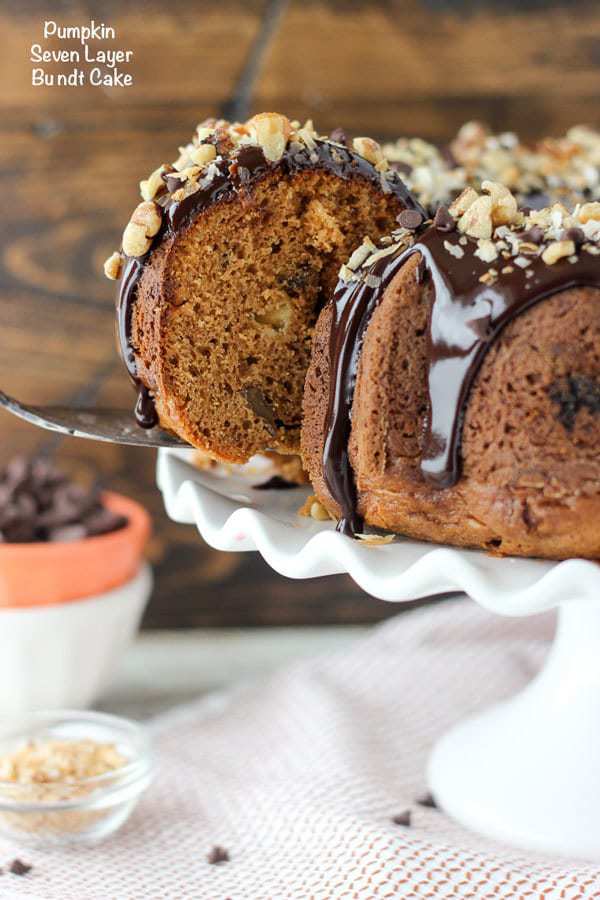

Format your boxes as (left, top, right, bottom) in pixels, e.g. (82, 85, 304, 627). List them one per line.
(254, 1, 600, 141)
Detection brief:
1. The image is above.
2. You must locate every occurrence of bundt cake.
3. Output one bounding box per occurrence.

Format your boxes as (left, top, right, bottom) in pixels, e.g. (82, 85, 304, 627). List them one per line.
(383, 122, 600, 213)
(302, 183, 600, 559)
(104, 113, 422, 462)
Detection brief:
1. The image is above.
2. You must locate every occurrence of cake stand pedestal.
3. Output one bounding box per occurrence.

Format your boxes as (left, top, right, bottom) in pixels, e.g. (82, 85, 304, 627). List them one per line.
(429, 595, 600, 860)
(157, 448, 600, 861)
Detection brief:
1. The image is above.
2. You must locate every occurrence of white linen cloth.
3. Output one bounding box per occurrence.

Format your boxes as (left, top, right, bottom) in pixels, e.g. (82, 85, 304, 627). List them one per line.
(2, 598, 599, 899)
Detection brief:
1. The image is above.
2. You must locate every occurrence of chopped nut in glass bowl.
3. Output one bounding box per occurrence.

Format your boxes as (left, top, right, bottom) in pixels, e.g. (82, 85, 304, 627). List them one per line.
(0, 711, 153, 846)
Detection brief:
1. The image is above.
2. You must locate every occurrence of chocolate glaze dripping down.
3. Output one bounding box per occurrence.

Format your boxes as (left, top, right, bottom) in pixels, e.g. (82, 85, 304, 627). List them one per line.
(323, 225, 600, 536)
(116, 139, 422, 430)
(116, 256, 158, 428)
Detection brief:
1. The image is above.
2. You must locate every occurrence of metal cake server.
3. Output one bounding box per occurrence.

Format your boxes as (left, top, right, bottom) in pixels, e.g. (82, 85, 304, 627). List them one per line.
(0, 390, 189, 448)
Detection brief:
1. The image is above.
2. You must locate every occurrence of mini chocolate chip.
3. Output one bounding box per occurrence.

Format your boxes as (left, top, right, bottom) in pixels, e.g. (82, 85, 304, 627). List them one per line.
(519, 225, 545, 245)
(391, 810, 412, 826)
(243, 387, 277, 435)
(433, 206, 455, 232)
(416, 792, 438, 809)
(550, 375, 600, 431)
(4, 456, 30, 484)
(329, 127, 347, 146)
(562, 226, 585, 247)
(207, 846, 229, 865)
(0, 456, 127, 544)
(440, 144, 457, 167)
(393, 161, 412, 176)
(9, 859, 32, 876)
(397, 209, 424, 231)
(523, 191, 551, 211)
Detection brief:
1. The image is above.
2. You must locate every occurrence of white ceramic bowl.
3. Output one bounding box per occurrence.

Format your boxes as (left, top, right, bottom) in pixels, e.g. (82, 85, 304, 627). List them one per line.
(0, 565, 152, 714)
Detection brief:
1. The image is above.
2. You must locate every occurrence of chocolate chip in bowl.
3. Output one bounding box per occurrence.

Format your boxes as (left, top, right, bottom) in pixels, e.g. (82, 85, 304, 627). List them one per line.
(0, 455, 127, 545)
(0, 454, 152, 713)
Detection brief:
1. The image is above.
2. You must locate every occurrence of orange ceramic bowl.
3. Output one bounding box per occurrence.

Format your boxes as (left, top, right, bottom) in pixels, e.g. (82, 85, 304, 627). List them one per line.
(0, 492, 151, 608)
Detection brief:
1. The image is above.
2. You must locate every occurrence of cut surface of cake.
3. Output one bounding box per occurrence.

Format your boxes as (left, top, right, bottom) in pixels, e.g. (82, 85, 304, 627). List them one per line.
(104, 113, 422, 462)
(302, 184, 600, 559)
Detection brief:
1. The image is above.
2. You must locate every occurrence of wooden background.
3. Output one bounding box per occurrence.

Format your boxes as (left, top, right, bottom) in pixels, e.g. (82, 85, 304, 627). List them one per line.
(1, 0, 599, 627)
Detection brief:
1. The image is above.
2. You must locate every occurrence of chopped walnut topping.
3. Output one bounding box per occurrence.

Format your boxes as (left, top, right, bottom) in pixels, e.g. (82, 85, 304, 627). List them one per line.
(479, 269, 498, 285)
(246, 112, 292, 163)
(474, 238, 498, 263)
(338, 263, 355, 284)
(170, 165, 201, 184)
(310, 500, 332, 521)
(121, 200, 162, 257)
(295, 119, 318, 151)
(383, 136, 467, 209)
(347, 237, 377, 271)
(173, 145, 193, 171)
(444, 240, 464, 259)
(481, 180, 520, 226)
(140, 165, 168, 202)
(103, 251, 122, 280)
(130, 201, 161, 236)
(518, 241, 541, 255)
(0, 739, 128, 786)
(336, 169, 600, 316)
(355, 532, 395, 545)
(451, 120, 490, 166)
(352, 137, 388, 171)
(196, 125, 216, 143)
(457, 195, 493, 239)
(541, 239, 576, 265)
(0, 738, 130, 838)
(578, 201, 600, 223)
(298, 495, 333, 521)
(364, 243, 402, 266)
(122, 222, 151, 257)
(106, 112, 413, 280)
(449, 187, 479, 218)
(385, 122, 600, 211)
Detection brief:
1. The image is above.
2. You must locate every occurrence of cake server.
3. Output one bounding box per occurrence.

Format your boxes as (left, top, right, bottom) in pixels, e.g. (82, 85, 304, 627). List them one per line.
(0, 390, 188, 448)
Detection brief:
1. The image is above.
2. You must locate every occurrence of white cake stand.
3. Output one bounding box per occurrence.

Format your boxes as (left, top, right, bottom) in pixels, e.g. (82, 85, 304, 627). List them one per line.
(157, 448, 600, 861)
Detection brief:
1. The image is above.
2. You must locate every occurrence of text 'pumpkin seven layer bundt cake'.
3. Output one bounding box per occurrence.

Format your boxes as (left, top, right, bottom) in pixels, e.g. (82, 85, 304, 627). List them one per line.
(104, 113, 422, 462)
(302, 183, 600, 559)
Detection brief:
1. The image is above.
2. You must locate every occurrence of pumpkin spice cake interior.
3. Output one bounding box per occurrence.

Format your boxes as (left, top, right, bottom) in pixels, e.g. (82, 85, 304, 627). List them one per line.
(105, 113, 422, 462)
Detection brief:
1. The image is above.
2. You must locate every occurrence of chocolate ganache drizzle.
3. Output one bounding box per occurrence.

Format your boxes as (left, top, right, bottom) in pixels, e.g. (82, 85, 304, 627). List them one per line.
(323, 215, 600, 536)
(116, 136, 421, 428)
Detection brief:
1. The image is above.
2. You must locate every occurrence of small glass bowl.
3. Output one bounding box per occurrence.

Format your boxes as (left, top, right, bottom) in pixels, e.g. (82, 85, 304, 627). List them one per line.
(0, 710, 154, 846)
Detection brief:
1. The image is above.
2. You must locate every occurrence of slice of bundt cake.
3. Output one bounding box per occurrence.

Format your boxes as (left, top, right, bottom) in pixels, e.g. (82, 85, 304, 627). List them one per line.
(104, 113, 422, 462)
(302, 184, 600, 559)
